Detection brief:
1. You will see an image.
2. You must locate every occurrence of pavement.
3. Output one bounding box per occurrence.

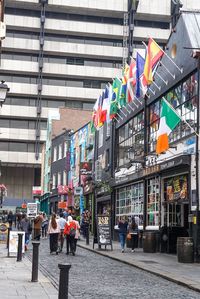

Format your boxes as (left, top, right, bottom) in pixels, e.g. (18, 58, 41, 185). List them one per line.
(0, 243, 58, 299)
(78, 238, 200, 293)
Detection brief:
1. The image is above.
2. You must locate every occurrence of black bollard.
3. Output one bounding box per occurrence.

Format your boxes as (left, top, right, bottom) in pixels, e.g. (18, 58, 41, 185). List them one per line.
(86, 225, 89, 245)
(58, 263, 71, 299)
(17, 233, 23, 262)
(31, 241, 40, 282)
(7, 226, 11, 253)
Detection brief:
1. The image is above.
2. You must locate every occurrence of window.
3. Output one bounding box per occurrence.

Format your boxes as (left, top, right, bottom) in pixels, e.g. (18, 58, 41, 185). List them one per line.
(148, 72, 198, 152)
(106, 121, 111, 138)
(53, 147, 57, 162)
(57, 172, 61, 186)
(63, 171, 67, 185)
(58, 144, 62, 160)
(106, 149, 110, 169)
(117, 112, 144, 168)
(98, 127, 103, 148)
(116, 183, 144, 226)
(147, 177, 160, 227)
(52, 174, 56, 189)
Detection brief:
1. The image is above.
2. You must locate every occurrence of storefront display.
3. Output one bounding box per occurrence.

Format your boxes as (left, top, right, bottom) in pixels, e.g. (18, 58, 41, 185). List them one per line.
(116, 182, 143, 225)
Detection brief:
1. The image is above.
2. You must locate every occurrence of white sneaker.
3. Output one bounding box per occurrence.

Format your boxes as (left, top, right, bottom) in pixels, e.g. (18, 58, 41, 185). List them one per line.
(131, 249, 135, 253)
(121, 249, 124, 253)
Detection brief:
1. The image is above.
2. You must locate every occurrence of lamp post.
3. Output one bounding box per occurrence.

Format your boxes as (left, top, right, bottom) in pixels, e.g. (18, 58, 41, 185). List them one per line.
(0, 80, 9, 107)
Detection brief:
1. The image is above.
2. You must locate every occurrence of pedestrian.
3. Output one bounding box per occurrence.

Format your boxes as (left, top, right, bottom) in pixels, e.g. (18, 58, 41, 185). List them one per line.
(33, 212, 43, 240)
(20, 213, 32, 251)
(47, 213, 60, 255)
(73, 217, 80, 253)
(57, 212, 66, 252)
(17, 212, 22, 230)
(41, 213, 48, 239)
(118, 216, 128, 253)
(64, 215, 76, 256)
(7, 211, 13, 229)
(128, 216, 139, 252)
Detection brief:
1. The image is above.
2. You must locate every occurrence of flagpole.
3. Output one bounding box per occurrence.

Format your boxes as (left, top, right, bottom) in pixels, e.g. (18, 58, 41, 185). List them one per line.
(148, 87, 155, 95)
(160, 61, 175, 79)
(127, 102, 135, 112)
(113, 117, 120, 123)
(155, 72, 168, 86)
(162, 97, 200, 137)
(123, 105, 132, 114)
(152, 80, 161, 91)
(116, 113, 123, 121)
(154, 39, 183, 74)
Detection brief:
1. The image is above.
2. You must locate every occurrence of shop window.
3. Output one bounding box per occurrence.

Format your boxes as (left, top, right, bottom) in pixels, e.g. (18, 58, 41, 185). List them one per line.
(147, 177, 160, 227)
(116, 183, 144, 226)
(163, 175, 188, 227)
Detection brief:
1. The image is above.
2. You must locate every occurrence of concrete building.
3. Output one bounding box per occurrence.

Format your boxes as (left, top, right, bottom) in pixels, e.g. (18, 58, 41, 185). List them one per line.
(0, 0, 199, 204)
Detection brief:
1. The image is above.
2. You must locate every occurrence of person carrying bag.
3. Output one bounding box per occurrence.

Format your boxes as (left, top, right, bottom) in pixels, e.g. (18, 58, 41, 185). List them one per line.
(64, 216, 76, 256)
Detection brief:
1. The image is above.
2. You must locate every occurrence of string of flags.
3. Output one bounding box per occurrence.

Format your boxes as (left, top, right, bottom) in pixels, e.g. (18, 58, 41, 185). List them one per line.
(91, 37, 187, 155)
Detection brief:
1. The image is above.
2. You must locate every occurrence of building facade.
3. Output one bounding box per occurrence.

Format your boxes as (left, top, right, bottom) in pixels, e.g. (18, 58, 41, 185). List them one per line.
(0, 1, 199, 205)
(94, 10, 200, 256)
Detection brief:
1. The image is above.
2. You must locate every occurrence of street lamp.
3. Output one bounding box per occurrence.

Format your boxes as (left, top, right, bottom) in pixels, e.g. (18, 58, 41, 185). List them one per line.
(0, 81, 9, 106)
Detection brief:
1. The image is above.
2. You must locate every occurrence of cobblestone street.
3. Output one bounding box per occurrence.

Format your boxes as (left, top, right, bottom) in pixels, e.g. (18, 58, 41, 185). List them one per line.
(28, 239, 200, 299)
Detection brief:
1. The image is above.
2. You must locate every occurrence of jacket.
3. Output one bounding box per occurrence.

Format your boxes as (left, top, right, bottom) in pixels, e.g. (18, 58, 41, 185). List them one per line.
(118, 221, 128, 234)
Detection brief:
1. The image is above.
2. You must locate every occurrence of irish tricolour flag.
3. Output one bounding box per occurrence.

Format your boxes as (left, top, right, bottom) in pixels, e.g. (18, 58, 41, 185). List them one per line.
(156, 98, 181, 154)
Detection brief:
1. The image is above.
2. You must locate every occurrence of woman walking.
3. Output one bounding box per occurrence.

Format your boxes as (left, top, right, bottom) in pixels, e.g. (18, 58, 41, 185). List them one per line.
(74, 218, 80, 253)
(128, 217, 139, 252)
(42, 213, 48, 239)
(20, 214, 32, 251)
(48, 213, 60, 255)
(118, 216, 128, 253)
(64, 216, 76, 256)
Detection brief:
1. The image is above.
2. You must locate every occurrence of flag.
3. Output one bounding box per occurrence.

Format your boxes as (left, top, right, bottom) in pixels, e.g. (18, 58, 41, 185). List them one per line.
(92, 98, 99, 129)
(119, 78, 127, 108)
(112, 77, 122, 104)
(119, 64, 129, 108)
(100, 86, 109, 123)
(109, 82, 119, 119)
(136, 52, 146, 98)
(96, 94, 104, 128)
(156, 99, 181, 154)
(127, 59, 136, 103)
(144, 38, 164, 85)
(106, 84, 113, 122)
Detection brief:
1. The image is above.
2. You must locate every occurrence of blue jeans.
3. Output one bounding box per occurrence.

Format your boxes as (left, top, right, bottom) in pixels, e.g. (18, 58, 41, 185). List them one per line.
(119, 233, 126, 250)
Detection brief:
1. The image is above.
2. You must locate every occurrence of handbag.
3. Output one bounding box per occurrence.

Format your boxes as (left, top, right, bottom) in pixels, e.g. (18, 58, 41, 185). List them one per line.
(127, 233, 132, 240)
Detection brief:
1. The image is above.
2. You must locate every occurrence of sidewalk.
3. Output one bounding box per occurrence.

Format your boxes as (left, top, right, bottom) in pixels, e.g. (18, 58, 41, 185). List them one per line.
(0, 243, 58, 299)
(78, 238, 200, 293)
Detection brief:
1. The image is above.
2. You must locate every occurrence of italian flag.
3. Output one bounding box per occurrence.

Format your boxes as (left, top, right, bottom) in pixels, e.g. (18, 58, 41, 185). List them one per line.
(156, 99, 181, 154)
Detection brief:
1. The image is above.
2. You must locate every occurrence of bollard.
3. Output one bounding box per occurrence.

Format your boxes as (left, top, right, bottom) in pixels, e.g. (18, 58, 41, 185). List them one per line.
(7, 227, 11, 257)
(31, 241, 40, 282)
(86, 225, 89, 245)
(17, 233, 23, 262)
(58, 263, 71, 299)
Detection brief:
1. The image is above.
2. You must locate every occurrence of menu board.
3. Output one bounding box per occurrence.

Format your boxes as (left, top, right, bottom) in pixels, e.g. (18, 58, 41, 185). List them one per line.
(0, 223, 9, 243)
(165, 175, 188, 202)
(97, 216, 112, 246)
(9, 231, 25, 255)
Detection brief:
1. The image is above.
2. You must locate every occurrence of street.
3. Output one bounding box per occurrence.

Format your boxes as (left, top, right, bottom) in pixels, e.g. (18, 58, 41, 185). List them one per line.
(28, 239, 200, 299)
